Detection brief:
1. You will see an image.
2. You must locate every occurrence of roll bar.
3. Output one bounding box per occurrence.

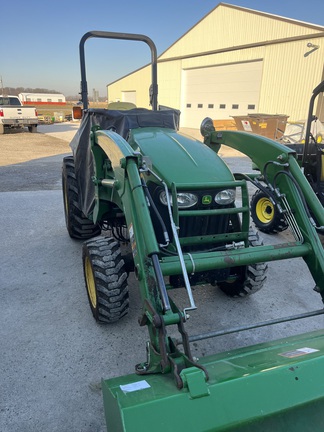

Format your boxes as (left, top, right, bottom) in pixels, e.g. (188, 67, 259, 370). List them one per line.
(79, 30, 158, 111)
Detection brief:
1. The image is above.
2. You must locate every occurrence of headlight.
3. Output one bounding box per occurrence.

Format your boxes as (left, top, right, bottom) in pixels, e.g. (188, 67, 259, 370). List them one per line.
(159, 191, 198, 208)
(215, 189, 236, 205)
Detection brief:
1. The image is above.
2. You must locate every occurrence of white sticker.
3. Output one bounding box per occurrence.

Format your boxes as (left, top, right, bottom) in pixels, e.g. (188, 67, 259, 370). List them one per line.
(279, 347, 319, 358)
(120, 380, 151, 393)
(241, 120, 252, 132)
(296, 347, 319, 354)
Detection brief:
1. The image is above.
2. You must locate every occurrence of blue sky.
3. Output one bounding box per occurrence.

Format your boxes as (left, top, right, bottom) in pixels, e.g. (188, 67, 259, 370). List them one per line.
(1, 0, 323, 97)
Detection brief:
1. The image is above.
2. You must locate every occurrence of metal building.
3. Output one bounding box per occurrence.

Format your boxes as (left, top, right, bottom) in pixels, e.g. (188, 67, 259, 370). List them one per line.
(107, 3, 324, 129)
(19, 93, 66, 105)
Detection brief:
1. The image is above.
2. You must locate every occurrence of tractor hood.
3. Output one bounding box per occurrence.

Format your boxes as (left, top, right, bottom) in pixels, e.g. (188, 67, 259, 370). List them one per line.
(129, 128, 234, 186)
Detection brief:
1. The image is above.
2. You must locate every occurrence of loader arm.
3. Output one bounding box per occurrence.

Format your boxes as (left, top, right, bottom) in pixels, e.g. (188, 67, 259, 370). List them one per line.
(206, 130, 324, 226)
(91, 129, 192, 374)
(205, 130, 324, 296)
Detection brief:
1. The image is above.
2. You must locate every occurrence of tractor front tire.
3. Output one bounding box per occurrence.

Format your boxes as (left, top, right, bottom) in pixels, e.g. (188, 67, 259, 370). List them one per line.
(250, 189, 288, 234)
(218, 230, 268, 297)
(82, 236, 129, 323)
(62, 156, 101, 239)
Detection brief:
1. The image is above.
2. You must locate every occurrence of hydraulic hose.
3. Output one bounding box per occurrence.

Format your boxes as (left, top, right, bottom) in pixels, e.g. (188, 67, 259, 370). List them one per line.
(151, 253, 171, 312)
(273, 170, 323, 229)
(140, 178, 170, 247)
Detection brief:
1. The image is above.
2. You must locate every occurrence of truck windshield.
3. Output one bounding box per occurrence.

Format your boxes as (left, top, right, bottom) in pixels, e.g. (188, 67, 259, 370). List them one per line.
(0, 97, 21, 106)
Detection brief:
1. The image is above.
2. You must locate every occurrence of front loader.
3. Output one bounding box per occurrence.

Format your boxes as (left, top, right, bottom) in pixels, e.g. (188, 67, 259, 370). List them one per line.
(62, 31, 324, 431)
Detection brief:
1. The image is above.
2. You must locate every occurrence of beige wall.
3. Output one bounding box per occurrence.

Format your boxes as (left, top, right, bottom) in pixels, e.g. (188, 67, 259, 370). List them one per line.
(107, 4, 324, 123)
(156, 60, 182, 109)
(107, 66, 151, 109)
(259, 38, 324, 120)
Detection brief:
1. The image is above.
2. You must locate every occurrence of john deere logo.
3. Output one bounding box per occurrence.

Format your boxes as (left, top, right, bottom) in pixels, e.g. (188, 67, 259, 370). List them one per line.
(202, 195, 212, 205)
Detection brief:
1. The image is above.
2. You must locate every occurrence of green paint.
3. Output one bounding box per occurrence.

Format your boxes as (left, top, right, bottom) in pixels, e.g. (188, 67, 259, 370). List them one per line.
(102, 330, 324, 431)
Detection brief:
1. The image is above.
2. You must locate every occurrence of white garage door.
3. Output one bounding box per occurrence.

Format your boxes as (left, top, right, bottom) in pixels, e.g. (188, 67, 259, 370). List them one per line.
(180, 61, 263, 128)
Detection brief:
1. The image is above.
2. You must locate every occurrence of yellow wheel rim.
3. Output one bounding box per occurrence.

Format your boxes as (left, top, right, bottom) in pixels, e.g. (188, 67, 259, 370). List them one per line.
(255, 197, 274, 224)
(84, 256, 97, 308)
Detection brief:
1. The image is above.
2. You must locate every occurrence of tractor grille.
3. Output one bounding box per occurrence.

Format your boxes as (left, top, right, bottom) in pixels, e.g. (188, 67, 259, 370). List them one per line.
(148, 184, 238, 249)
(178, 205, 231, 238)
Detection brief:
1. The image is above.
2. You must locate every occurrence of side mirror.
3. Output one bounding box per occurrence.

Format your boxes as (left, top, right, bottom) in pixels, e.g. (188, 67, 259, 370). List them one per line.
(200, 117, 215, 138)
(72, 105, 83, 120)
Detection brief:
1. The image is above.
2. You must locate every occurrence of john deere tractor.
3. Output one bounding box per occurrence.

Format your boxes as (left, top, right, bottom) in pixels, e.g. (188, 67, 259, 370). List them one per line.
(62, 31, 324, 431)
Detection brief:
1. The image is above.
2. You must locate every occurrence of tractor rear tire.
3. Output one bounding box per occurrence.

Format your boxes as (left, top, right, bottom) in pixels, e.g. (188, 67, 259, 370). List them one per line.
(62, 156, 101, 240)
(82, 236, 129, 323)
(250, 189, 288, 234)
(218, 229, 268, 297)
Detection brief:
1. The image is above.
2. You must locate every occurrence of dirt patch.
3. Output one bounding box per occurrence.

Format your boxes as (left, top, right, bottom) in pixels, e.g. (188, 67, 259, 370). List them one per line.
(0, 130, 71, 167)
(0, 129, 73, 191)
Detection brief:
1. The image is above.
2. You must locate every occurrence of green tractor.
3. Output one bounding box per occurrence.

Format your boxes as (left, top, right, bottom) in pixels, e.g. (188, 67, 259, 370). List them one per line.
(62, 31, 324, 431)
(251, 80, 324, 234)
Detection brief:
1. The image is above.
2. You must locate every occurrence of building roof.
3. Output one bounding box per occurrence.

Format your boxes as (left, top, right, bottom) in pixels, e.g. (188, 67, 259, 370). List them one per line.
(159, 3, 324, 61)
(221, 3, 324, 31)
(107, 2, 324, 86)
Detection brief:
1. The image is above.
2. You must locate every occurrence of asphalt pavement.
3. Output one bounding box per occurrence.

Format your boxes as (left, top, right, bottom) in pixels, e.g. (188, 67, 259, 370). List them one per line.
(1, 123, 324, 431)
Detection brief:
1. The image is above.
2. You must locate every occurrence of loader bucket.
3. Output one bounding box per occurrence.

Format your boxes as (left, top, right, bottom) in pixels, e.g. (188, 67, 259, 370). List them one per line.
(102, 329, 324, 432)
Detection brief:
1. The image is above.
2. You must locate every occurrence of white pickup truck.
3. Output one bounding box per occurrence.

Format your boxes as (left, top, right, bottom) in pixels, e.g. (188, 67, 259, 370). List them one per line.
(0, 95, 38, 134)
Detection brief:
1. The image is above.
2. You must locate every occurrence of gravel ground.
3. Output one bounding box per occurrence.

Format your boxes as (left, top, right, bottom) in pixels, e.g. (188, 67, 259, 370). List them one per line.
(0, 128, 72, 166)
(0, 126, 75, 191)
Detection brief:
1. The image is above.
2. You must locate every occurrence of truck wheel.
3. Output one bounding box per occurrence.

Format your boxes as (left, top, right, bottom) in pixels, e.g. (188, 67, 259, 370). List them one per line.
(28, 125, 37, 133)
(250, 189, 288, 234)
(218, 230, 268, 297)
(62, 156, 101, 239)
(82, 236, 129, 323)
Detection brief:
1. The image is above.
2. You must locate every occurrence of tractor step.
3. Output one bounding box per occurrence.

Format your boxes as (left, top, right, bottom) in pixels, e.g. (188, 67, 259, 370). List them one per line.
(102, 329, 324, 431)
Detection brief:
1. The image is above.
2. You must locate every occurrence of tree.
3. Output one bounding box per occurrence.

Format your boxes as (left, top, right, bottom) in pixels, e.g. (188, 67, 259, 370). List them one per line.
(1, 87, 62, 96)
